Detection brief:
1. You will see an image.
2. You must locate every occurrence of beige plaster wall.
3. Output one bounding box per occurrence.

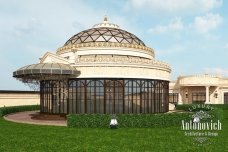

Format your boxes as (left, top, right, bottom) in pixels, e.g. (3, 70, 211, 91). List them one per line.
(74, 66, 170, 81)
(0, 92, 40, 107)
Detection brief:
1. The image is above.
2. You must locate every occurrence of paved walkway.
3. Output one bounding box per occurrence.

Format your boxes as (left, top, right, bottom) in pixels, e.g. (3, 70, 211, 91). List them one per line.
(4, 111, 67, 126)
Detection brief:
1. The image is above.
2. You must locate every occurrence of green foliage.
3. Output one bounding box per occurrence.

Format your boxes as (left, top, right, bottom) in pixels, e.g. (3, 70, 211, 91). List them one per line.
(67, 113, 191, 128)
(209, 107, 224, 121)
(67, 114, 110, 128)
(68, 104, 226, 128)
(0, 110, 228, 151)
(176, 104, 211, 111)
(0, 105, 40, 117)
(176, 104, 224, 121)
(211, 104, 228, 110)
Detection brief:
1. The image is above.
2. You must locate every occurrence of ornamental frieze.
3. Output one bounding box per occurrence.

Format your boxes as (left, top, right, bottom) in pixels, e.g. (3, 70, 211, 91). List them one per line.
(75, 55, 170, 71)
(56, 42, 155, 57)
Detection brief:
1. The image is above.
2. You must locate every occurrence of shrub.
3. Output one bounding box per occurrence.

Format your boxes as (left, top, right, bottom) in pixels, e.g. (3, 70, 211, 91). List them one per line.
(67, 113, 191, 128)
(176, 104, 212, 111)
(210, 104, 228, 110)
(176, 104, 224, 121)
(67, 114, 110, 128)
(0, 105, 40, 117)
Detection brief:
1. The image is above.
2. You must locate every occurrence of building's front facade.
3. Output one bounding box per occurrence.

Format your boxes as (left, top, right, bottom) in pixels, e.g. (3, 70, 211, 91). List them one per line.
(13, 16, 171, 114)
(169, 74, 228, 105)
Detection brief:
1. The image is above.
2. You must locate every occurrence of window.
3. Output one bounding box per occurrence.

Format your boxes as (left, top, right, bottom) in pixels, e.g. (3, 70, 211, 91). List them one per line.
(169, 93, 178, 104)
(224, 93, 228, 104)
(192, 92, 206, 104)
(41, 78, 169, 114)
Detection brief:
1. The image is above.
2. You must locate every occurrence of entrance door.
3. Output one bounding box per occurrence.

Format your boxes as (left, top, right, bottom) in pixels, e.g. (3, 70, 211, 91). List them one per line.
(105, 80, 124, 114)
(52, 81, 68, 114)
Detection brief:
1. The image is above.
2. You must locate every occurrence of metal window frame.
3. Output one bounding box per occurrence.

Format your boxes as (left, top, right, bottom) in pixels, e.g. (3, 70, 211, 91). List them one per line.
(40, 78, 169, 114)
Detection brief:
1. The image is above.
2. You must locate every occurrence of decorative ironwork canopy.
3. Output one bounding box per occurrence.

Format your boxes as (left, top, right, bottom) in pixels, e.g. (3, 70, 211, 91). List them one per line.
(64, 27, 145, 46)
(13, 63, 80, 82)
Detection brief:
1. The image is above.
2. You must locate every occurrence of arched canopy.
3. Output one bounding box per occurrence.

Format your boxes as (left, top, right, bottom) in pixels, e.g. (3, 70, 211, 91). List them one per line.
(13, 63, 80, 81)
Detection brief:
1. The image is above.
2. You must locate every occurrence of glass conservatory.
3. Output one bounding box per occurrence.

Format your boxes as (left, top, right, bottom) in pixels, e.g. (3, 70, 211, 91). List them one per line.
(13, 16, 171, 114)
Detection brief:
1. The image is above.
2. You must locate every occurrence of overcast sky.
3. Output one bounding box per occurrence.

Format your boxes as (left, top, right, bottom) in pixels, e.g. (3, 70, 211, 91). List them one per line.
(0, 0, 228, 90)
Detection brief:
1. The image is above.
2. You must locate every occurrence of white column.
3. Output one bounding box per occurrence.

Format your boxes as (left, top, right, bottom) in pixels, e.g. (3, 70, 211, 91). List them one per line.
(178, 89, 183, 105)
(205, 86, 210, 104)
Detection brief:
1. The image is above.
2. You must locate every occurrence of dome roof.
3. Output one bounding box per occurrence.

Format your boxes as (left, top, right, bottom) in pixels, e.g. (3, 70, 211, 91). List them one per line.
(64, 16, 145, 46)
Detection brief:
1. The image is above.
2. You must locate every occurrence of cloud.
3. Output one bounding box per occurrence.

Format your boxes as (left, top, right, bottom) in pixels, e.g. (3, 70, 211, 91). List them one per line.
(149, 18, 183, 34)
(157, 44, 185, 55)
(224, 43, 228, 49)
(0, 0, 105, 90)
(0, 0, 141, 90)
(149, 13, 223, 35)
(192, 13, 223, 33)
(13, 18, 42, 37)
(127, 0, 222, 14)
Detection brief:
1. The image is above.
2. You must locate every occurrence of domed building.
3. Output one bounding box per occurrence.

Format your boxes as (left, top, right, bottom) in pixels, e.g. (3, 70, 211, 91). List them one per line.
(13, 16, 171, 114)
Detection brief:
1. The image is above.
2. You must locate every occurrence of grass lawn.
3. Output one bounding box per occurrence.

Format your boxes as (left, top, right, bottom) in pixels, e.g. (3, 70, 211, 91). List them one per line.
(0, 111, 228, 152)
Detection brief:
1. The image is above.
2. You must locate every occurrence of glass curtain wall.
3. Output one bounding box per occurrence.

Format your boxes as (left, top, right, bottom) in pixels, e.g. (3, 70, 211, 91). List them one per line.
(40, 79, 169, 114)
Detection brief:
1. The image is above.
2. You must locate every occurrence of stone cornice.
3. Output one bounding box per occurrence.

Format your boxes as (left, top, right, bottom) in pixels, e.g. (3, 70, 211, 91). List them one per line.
(74, 55, 171, 72)
(40, 52, 69, 64)
(56, 42, 155, 57)
(177, 74, 221, 86)
(178, 74, 220, 79)
(73, 63, 171, 73)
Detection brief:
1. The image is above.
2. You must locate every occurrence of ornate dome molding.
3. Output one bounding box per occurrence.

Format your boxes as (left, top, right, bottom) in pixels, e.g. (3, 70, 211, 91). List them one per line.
(93, 15, 120, 29)
(75, 55, 171, 72)
(57, 42, 154, 57)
